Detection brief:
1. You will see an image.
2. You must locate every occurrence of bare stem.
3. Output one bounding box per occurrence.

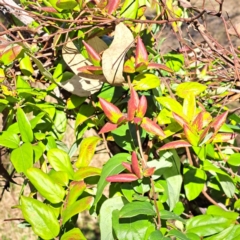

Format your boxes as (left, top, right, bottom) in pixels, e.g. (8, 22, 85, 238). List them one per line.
(151, 178, 161, 229)
(135, 124, 147, 168)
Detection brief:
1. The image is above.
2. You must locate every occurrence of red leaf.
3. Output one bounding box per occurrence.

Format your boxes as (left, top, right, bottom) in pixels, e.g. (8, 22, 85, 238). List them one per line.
(157, 140, 191, 152)
(122, 162, 133, 173)
(141, 117, 165, 137)
(99, 122, 118, 134)
(99, 98, 123, 123)
(131, 152, 141, 179)
(192, 111, 204, 131)
(82, 40, 101, 66)
(211, 111, 228, 134)
(172, 112, 188, 127)
(135, 37, 148, 67)
(136, 95, 147, 118)
(106, 0, 121, 14)
(127, 88, 139, 121)
(143, 167, 155, 177)
(148, 63, 174, 73)
(77, 65, 102, 74)
(106, 173, 138, 182)
(133, 117, 142, 124)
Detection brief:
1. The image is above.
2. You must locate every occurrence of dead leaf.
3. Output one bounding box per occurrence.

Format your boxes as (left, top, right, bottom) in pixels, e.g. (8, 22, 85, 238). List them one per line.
(61, 37, 107, 97)
(227, 23, 240, 37)
(102, 23, 134, 85)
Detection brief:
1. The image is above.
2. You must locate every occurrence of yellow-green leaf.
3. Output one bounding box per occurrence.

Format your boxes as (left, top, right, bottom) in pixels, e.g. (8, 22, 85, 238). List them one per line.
(75, 136, 101, 168)
(176, 82, 206, 98)
(133, 73, 160, 91)
(183, 92, 196, 122)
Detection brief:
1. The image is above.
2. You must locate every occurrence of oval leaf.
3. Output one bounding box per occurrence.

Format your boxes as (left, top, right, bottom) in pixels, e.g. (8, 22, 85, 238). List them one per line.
(47, 148, 74, 179)
(26, 167, 65, 203)
(119, 201, 156, 218)
(133, 73, 160, 91)
(21, 196, 60, 239)
(176, 82, 206, 99)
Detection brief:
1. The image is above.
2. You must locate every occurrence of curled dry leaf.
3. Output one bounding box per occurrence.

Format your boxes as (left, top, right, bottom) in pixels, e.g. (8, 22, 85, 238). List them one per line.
(102, 23, 134, 85)
(62, 37, 107, 97)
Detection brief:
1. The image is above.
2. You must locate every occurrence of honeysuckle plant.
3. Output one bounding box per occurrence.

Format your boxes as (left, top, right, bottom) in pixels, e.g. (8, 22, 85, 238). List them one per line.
(1, 0, 240, 240)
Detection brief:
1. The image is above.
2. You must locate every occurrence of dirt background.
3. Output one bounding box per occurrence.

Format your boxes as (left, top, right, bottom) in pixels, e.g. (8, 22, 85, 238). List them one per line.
(1, 0, 240, 239)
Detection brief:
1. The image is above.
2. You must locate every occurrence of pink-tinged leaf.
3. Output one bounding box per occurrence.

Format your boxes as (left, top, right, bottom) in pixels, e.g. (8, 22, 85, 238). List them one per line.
(192, 111, 204, 131)
(148, 63, 174, 73)
(211, 133, 237, 143)
(127, 88, 139, 121)
(82, 40, 101, 66)
(157, 140, 191, 152)
(172, 112, 189, 127)
(143, 167, 155, 177)
(117, 114, 127, 124)
(99, 98, 123, 123)
(211, 111, 228, 134)
(40, 7, 58, 12)
(99, 122, 118, 134)
(106, 0, 121, 14)
(77, 65, 102, 74)
(141, 117, 165, 137)
(0, 45, 23, 65)
(122, 162, 133, 173)
(65, 181, 86, 208)
(135, 62, 148, 72)
(62, 196, 94, 225)
(106, 173, 138, 182)
(136, 95, 147, 118)
(135, 37, 148, 67)
(133, 117, 142, 124)
(131, 152, 141, 179)
(183, 124, 199, 146)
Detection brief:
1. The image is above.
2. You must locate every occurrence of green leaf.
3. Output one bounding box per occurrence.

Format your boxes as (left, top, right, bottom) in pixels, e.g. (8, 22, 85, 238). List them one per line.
(216, 173, 235, 198)
(75, 136, 101, 167)
(67, 95, 85, 109)
(56, 0, 78, 9)
(0, 45, 23, 65)
(119, 201, 156, 218)
(176, 82, 206, 99)
(47, 148, 74, 179)
(54, 110, 67, 133)
(206, 205, 238, 220)
(10, 142, 33, 174)
(26, 167, 65, 203)
(20, 196, 60, 239)
(120, 0, 138, 19)
(228, 153, 240, 166)
(148, 231, 168, 240)
(164, 53, 184, 72)
(168, 229, 190, 240)
(100, 197, 126, 240)
(183, 167, 206, 201)
(163, 149, 182, 210)
(17, 108, 33, 142)
(49, 170, 69, 186)
(112, 122, 146, 151)
(94, 153, 130, 206)
(204, 225, 240, 240)
(133, 73, 160, 91)
(19, 55, 34, 75)
(61, 228, 86, 240)
(186, 215, 233, 237)
(17, 76, 31, 93)
(160, 210, 186, 222)
(0, 131, 20, 149)
(62, 196, 94, 225)
(112, 210, 155, 240)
